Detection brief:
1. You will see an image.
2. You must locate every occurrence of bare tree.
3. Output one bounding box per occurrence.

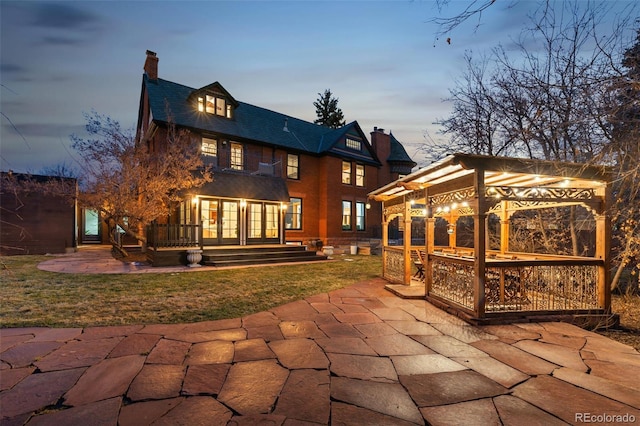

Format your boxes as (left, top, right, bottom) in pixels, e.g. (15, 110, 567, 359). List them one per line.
(432, 1, 638, 267)
(70, 111, 212, 256)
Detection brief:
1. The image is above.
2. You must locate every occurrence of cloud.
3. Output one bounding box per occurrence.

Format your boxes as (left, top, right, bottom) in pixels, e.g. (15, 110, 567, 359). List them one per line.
(1, 64, 27, 74)
(2, 122, 84, 138)
(31, 2, 102, 30)
(24, 2, 106, 46)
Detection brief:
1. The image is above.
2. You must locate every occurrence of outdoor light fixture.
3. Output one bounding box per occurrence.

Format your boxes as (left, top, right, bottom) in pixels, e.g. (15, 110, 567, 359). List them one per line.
(365, 202, 371, 210)
(240, 199, 247, 208)
(191, 196, 198, 205)
(447, 223, 455, 235)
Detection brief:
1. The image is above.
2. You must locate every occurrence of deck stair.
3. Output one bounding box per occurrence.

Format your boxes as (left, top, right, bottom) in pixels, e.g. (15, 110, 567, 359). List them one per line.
(201, 245, 327, 267)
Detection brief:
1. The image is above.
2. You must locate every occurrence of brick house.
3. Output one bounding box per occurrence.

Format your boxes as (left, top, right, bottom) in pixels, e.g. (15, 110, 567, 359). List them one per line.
(137, 51, 415, 262)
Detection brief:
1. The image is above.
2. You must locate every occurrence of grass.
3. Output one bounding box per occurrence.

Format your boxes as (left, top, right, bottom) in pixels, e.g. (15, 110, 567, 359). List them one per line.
(0, 255, 382, 328)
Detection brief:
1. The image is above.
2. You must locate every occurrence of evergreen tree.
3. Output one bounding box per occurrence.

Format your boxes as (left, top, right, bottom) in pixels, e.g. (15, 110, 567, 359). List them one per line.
(314, 89, 345, 129)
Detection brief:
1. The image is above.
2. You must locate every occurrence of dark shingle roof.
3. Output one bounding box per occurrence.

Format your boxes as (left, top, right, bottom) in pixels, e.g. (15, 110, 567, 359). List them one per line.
(144, 76, 381, 165)
(197, 170, 289, 202)
(388, 132, 417, 167)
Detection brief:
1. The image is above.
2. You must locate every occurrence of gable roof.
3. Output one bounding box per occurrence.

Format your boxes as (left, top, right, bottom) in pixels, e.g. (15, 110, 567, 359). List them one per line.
(142, 75, 381, 166)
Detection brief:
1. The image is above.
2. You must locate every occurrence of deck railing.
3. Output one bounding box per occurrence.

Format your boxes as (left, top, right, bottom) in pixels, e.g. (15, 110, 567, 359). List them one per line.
(147, 224, 200, 248)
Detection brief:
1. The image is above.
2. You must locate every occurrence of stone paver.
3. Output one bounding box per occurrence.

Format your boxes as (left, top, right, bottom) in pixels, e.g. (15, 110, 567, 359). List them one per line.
(273, 369, 330, 423)
(420, 398, 501, 426)
(331, 376, 424, 424)
(4, 249, 640, 425)
(127, 364, 185, 401)
(400, 370, 508, 407)
(512, 375, 640, 423)
(63, 354, 145, 406)
(217, 360, 288, 415)
(328, 353, 398, 382)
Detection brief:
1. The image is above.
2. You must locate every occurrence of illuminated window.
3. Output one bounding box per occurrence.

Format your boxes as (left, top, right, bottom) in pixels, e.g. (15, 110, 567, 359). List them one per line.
(205, 95, 216, 114)
(346, 138, 362, 151)
(202, 137, 217, 156)
(285, 198, 302, 230)
(200, 94, 232, 117)
(356, 164, 365, 187)
(287, 154, 299, 179)
(230, 143, 243, 170)
(356, 202, 366, 231)
(342, 201, 352, 230)
(342, 161, 351, 184)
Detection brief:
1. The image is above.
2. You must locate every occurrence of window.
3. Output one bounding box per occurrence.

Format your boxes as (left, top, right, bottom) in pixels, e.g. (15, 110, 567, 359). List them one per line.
(342, 161, 351, 184)
(356, 164, 365, 187)
(202, 137, 217, 157)
(199, 94, 232, 118)
(346, 138, 362, 151)
(230, 143, 243, 170)
(287, 154, 299, 179)
(356, 202, 366, 231)
(342, 201, 352, 230)
(285, 198, 302, 230)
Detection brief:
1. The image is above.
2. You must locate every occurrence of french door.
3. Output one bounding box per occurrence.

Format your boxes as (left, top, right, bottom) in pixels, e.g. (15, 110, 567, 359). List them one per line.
(201, 199, 239, 245)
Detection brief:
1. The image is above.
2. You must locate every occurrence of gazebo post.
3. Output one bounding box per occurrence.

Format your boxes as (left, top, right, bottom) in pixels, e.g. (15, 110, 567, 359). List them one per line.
(403, 195, 413, 285)
(596, 184, 612, 311)
(473, 170, 487, 318)
(382, 201, 389, 280)
(500, 201, 510, 254)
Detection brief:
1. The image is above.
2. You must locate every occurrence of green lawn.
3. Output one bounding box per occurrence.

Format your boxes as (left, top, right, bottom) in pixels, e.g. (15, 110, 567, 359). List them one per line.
(0, 255, 382, 328)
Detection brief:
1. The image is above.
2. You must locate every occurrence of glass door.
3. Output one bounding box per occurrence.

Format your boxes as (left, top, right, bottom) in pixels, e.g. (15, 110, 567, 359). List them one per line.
(201, 199, 218, 245)
(221, 201, 239, 244)
(82, 209, 101, 243)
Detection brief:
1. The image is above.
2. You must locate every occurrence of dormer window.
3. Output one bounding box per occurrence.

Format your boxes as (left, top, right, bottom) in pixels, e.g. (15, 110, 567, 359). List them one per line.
(197, 94, 232, 118)
(346, 137, 362, 151)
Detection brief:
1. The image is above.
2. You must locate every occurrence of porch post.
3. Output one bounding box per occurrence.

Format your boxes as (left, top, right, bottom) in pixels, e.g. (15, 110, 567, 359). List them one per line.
(403, 195, 412, 285)
(473, 170, 487, 318)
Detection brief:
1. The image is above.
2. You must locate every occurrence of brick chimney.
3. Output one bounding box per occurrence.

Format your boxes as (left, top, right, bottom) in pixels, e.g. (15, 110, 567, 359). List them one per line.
(144, 50, 158, 80)
(371, 127, 392, 187)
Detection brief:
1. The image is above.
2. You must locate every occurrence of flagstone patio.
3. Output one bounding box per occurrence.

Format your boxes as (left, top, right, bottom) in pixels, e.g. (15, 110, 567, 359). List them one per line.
(2, 277, 639, 425)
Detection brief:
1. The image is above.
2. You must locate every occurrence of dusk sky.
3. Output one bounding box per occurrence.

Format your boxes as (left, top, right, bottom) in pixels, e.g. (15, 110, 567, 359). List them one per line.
(1, 1, 636, 173)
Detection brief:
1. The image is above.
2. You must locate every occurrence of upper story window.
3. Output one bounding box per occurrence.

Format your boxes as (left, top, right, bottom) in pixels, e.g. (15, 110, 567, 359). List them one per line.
(287, 154, 299, 179)
(197, 94, 232, 118)
(346, 138, 362, 151)
(342, 161, 351, 185)
(202, 137, 217, 157)
(230, 142, 243, 170)
(355, 164, 365, 187)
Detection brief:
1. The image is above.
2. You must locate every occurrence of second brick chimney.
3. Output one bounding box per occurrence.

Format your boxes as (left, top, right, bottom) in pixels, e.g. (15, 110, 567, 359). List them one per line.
(144, 50, 158, 80)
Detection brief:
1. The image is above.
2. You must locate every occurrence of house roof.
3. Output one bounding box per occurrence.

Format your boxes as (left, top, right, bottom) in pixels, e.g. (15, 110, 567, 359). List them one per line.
(143, 76, 381, 166)
(388, 133, 417, 166)
(196, 169, 290, 202)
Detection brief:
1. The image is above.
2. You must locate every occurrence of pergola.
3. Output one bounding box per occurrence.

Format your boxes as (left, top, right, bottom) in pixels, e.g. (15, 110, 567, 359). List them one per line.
(369, 153, 613, 325)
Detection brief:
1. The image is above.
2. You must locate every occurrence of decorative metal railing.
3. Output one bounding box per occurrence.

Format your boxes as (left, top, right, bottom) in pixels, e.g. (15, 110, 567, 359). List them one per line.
(431, 257, 475, 310)
(429, 255, 601, 314)
(147, 224, 200, 248)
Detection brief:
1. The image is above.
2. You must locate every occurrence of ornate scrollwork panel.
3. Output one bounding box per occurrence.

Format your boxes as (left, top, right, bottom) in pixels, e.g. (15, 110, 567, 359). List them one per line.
(429, 187, 475, 207)
(486, 186, 596, 201)
(484, 264, 599, 312)
(384, 248, 404, 284)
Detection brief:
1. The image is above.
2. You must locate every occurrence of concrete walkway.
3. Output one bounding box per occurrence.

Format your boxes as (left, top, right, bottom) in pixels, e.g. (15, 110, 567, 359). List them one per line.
(2, 248, 639, 425)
